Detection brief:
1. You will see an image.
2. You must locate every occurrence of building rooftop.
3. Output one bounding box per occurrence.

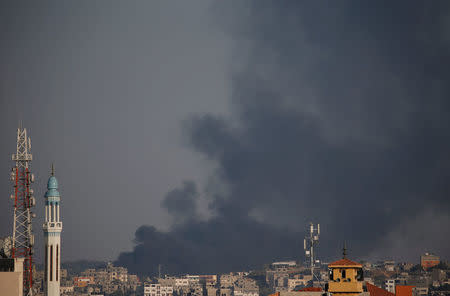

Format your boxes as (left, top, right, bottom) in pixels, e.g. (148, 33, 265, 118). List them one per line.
(328, 258, 362, 267)
(366, 282, 395, 296)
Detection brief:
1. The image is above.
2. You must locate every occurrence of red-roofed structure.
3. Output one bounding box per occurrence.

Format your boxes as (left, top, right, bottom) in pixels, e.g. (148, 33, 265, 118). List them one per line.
(366, 282, 395, 296)
(395, 285, 414, 296)
(298, 287, 322, 292)
(328, 258, 363, 267)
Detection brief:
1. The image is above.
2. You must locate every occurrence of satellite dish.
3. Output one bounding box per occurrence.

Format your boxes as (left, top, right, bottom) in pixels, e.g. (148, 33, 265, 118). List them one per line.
(0, 237, 12, 258)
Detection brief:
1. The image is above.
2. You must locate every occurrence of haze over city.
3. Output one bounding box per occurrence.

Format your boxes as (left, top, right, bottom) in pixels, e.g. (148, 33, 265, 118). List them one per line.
(1, 0, 449, 278)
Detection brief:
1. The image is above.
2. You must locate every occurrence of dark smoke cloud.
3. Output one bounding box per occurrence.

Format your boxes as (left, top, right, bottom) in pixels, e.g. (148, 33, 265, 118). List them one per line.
(117, 1, 450, 275)
(161, 181, 199, 224)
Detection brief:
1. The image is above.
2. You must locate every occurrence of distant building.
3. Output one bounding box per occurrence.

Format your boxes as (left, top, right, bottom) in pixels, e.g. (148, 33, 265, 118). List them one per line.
(399, 263, 414, 271)
(175, 278, 189, 287)
(145, 283, 174, 296)
(219, 287, 232, 296)
(206, 285, 218, 296)
(431, 269, 446, 283)
(420, 253, 439, 269)
(220, 273, 238, 288)
(73, 276, 94, 287)
(190, 274, 218, 285)
(385, 279, 396, 293)
(234, 290, 259, 296)
(269, 289, 322, 296)
(385, 278, 409, 293)
(60, 285, 74, 294)
(272, 261, 297, 269)
(107, 262, 128, 282)
(413, 286, 428, 296)
(288, 278, 310, 291)
(383, 261, 395, 272)
(144, 283, 152, 296)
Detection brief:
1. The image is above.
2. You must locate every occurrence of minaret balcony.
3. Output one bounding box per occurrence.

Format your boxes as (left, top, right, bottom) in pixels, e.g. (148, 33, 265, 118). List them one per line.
(42, 221, 63, 231)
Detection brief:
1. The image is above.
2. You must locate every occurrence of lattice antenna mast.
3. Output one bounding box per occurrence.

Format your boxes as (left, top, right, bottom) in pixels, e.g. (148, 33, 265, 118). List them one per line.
(304, 222, 320, 278)
(11, 127, 36, 296)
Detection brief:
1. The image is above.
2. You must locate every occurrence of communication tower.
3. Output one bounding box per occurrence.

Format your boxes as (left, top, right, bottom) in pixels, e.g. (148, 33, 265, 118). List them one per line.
(10, 126, 36, 296)
(304, 222, 320, 277)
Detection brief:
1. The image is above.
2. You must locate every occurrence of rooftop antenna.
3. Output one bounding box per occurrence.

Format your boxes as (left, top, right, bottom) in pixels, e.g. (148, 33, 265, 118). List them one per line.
(304, 222, 320, 286)
(51, 163, 55, 176)
(343, 241, 347, 259)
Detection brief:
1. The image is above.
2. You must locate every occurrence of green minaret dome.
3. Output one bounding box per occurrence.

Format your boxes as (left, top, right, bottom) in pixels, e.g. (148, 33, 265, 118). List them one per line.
(47, 175, 58, 189)
(45, 164, 60, 197)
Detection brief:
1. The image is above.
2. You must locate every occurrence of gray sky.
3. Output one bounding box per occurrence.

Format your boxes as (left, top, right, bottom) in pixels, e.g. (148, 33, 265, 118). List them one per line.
(0, 1, 232, 261)
(1, 1, 450, 272)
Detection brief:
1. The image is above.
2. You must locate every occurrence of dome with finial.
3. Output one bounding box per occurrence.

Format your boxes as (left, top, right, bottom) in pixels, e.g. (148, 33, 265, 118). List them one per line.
(45, 164, 60, 198)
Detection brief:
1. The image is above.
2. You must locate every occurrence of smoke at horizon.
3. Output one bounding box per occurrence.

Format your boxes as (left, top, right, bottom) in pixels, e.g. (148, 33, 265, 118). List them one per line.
(117, 1, 450, 276)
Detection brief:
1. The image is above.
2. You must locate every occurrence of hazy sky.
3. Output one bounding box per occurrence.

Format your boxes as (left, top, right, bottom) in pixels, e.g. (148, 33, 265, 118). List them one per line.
(1, 1, 450, 272)
(0, 1, 232, 262)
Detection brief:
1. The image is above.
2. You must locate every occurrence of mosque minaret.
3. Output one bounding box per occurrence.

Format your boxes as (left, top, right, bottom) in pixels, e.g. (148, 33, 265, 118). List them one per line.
(43, 165, 62, 296)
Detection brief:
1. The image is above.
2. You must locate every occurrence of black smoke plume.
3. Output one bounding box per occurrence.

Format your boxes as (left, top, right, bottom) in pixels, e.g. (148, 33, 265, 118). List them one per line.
(117, 1, 450, 276)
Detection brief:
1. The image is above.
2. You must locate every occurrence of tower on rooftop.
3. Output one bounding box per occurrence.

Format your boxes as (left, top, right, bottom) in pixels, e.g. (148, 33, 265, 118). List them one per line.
(326, 246, 364, 296)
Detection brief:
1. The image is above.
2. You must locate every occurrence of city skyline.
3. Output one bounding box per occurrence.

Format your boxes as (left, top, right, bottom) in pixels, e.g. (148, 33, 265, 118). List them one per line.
(1, 0, 450, 274)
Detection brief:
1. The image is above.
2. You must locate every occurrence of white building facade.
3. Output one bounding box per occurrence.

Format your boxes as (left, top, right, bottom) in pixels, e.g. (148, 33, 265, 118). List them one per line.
(43, 168, 63, 296)
(144, 283, 174, 296)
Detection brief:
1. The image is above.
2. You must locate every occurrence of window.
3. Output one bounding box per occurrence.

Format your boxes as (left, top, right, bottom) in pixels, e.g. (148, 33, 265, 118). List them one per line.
(50, 245, 53, 281)
(45, 245, 48, 281)
(356, 268, 364, 281)
(341, 269, 346, 279)
(56, 244, 59, 281)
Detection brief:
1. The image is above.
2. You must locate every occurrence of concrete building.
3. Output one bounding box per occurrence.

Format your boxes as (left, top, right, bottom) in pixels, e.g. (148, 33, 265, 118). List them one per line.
(0, 258, 24, 296)
(219, 287, 232, 296)
(43, 168, 63, 296)
(234, 290, 259, 296)
(288, 279, 308, 291)
(73, 276, 94, 287)
(431, 269, 446, 284)
(60, 285, 74, 294)
(207, 285, 218, 296)
(176, 278, 189, 287)
(145, 283, 174, 296)
(383, 261, 395, 272)
(420, 253, 440, 269)
(413, 287, 428, 296)
(269, 290, 323, 296)
(385, 279, 395, 293)
(220, 273, 239, 288)
(272, 261, 297, 270)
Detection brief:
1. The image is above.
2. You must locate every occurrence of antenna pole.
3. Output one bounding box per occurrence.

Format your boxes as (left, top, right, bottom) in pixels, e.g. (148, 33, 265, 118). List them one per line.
(304, 223, 320, 285)
(11, 127, 35, 296)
